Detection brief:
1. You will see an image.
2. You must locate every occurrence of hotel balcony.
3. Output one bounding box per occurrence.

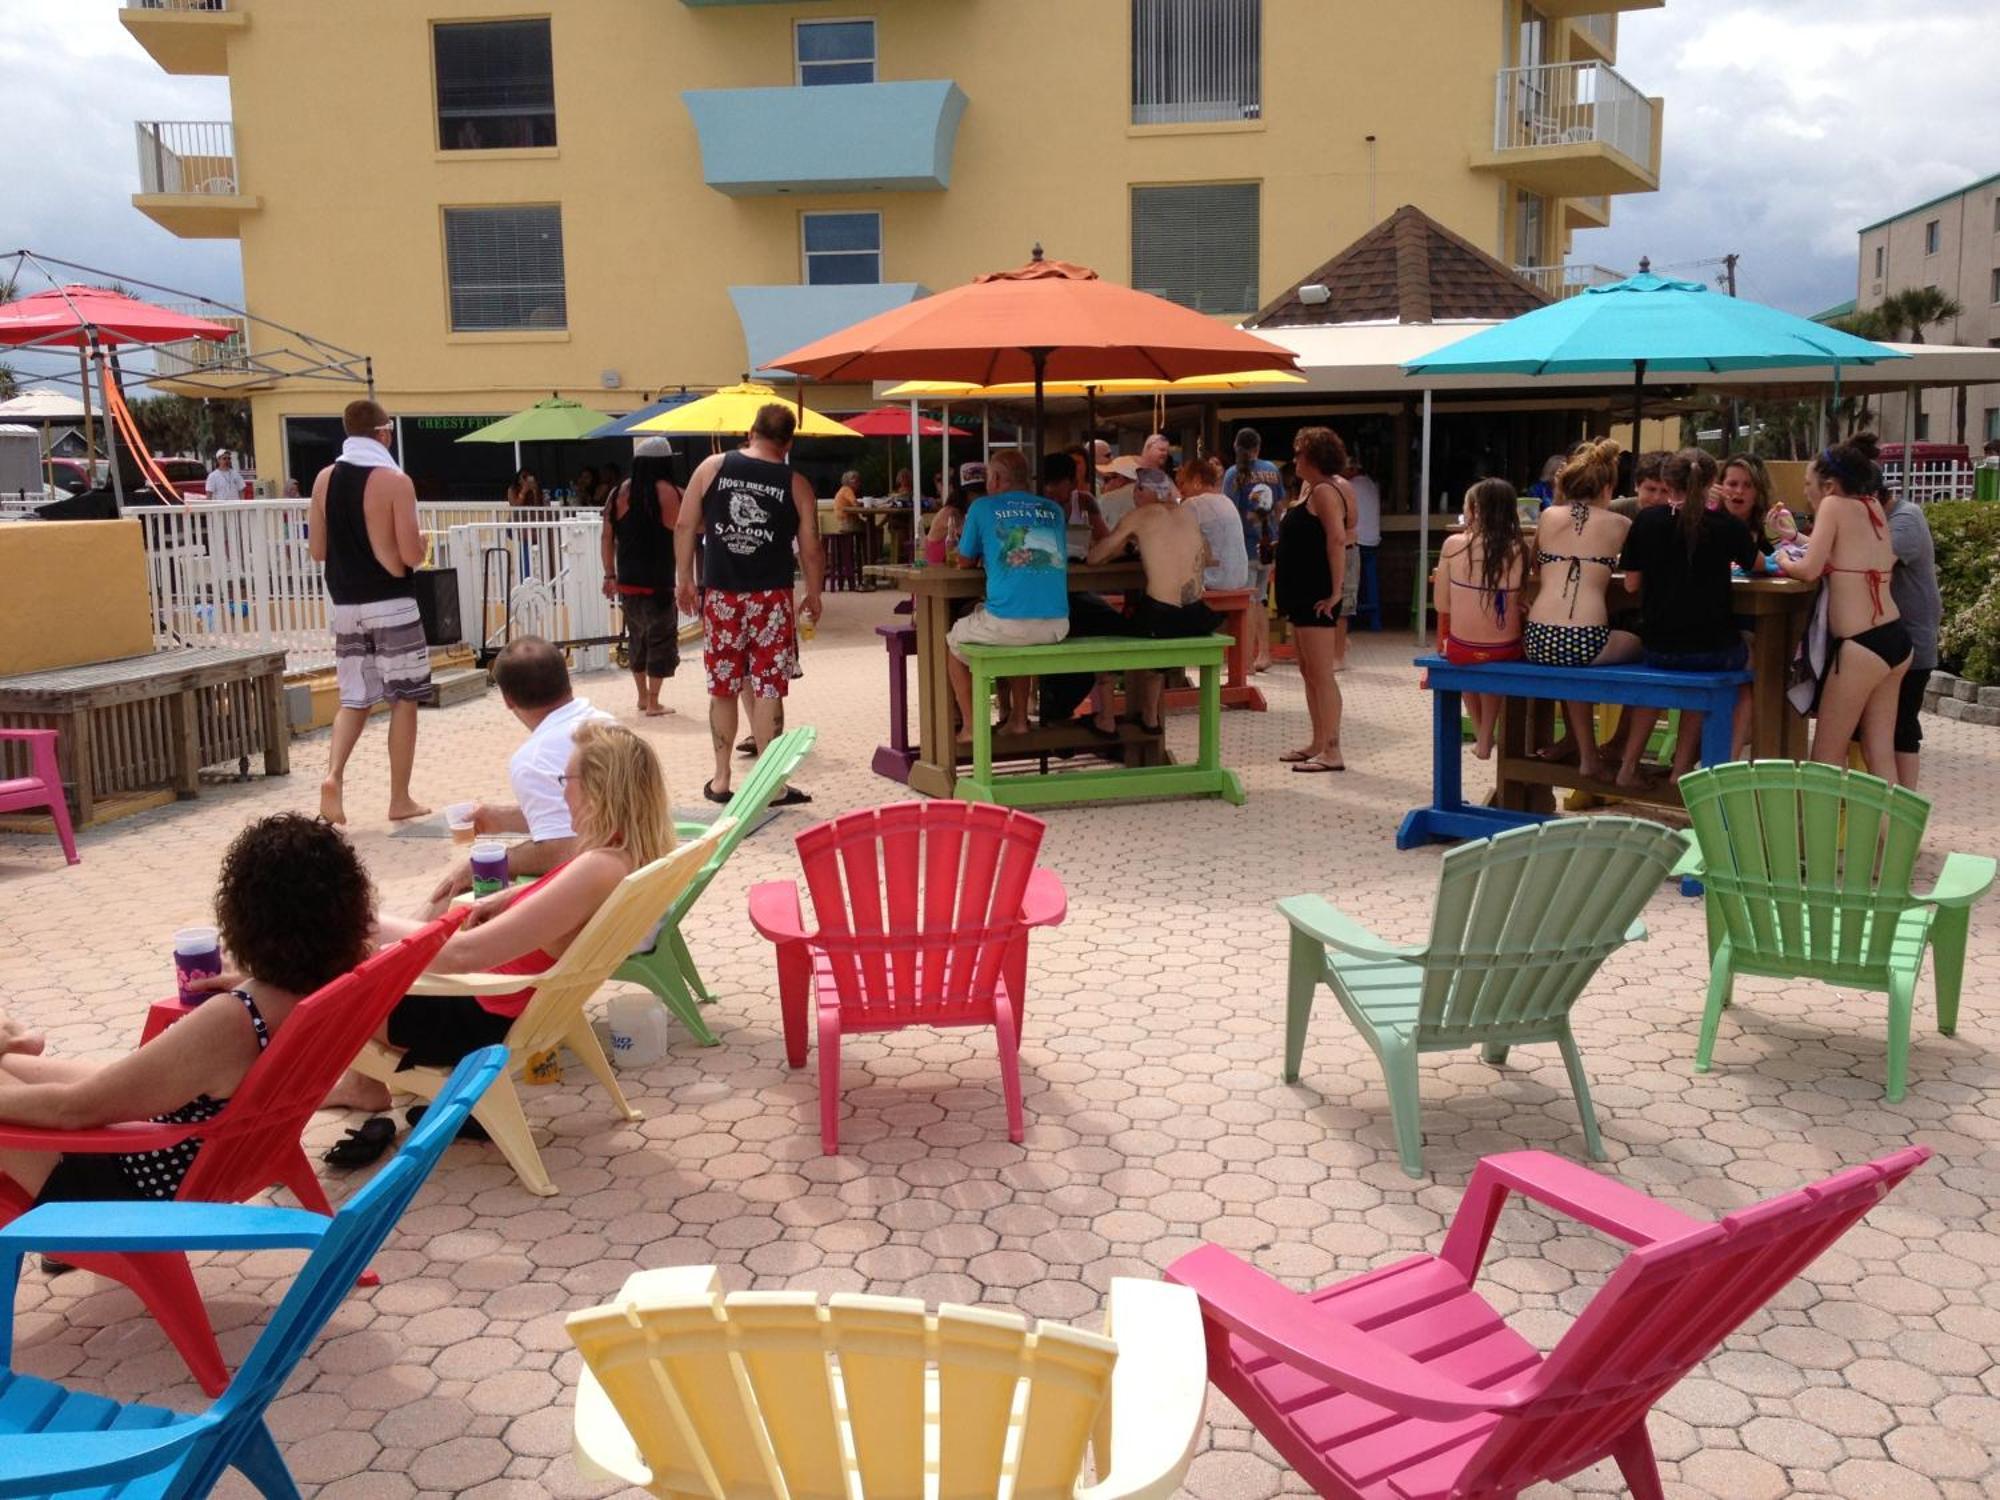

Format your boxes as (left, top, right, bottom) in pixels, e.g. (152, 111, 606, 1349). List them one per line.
(1515, 262, 1623, 301)
(1471, 62, 1662, 198)
(119, 0, 246, 76)
(151, 307, 252, 386)
(133, 120, 260, 237)
(1525, 0, 1661, 16)
(730, 282, 927, 375)
(1568, 13, 1617, 62)
(682, 81, 968, 196)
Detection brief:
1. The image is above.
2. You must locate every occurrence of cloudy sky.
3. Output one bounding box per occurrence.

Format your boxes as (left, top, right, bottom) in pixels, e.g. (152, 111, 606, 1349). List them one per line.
(1, 1, 1995, 326)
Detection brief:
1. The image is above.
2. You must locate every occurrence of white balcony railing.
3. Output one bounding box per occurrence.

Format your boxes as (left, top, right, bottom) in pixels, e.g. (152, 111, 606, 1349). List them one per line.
(1493, 61, 1652, 170)
(1515, 262, 1623, 299)
(152, 305, 252, 379)
(129, 1, 233, 11)
(134, 120, 240, 196)
(1575, 13, 1615, 52)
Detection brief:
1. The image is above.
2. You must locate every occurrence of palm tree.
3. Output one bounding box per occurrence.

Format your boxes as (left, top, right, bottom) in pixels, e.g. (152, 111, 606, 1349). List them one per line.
(1877, 286, 1963, 344)
(0, 275, 15, 401)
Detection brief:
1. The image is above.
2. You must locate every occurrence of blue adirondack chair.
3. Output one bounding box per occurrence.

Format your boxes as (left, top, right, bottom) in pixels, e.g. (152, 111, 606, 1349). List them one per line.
(0, 1046, 508, 1500)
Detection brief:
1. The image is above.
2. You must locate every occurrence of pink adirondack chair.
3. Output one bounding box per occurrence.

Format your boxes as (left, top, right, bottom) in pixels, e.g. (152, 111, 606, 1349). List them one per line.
(0, 911, 463, 1396)
(0, 728, 78, 864)
(748, 801, 1067, 1154)
(1168, 1146, 1930, 1500)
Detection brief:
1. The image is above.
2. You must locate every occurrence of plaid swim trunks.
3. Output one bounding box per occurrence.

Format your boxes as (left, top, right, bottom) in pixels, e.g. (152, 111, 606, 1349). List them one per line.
(332, 597, 433, 709)
(701, 587, 796, 699)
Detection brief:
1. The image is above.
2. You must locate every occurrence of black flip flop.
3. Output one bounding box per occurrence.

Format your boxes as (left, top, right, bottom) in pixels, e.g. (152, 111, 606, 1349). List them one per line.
(771, 785, 814, 807)
(736, 737, 757, 756)
(405, 1104, 491, 1143)
(703, 780, 732, 804)
(322, 1115, 396, 1167)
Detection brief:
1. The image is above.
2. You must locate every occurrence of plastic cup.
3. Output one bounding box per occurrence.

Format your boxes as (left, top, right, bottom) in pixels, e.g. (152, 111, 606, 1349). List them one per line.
(469, 841, 509, 897)
(174, 925, 223, 1005)
(445, 802, 478, 843)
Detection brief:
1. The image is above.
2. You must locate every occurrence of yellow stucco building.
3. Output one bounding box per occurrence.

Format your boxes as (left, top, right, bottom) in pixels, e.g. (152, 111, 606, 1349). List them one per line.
(122, 0, 1664, 494)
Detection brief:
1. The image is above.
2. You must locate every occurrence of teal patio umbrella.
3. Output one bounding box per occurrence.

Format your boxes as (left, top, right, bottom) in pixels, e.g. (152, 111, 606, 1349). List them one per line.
(1399, 268, 1906, 624)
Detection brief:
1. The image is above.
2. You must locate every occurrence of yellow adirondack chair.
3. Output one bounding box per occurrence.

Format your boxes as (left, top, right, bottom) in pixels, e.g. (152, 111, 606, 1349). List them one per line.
(567, 1265, 1208, 1500)
(350, 822, 731, 1197)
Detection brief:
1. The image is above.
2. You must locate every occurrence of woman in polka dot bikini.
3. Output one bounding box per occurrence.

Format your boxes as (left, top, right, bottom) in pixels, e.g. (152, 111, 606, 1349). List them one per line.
(0, 814, 375, 1210)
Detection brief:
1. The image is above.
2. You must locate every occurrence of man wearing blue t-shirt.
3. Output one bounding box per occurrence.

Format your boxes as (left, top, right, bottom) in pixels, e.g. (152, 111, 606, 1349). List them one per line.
(946, 446, 1070, 742)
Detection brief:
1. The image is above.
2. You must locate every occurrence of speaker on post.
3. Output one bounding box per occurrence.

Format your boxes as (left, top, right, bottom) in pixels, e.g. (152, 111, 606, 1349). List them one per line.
(409, 568, 461, 646)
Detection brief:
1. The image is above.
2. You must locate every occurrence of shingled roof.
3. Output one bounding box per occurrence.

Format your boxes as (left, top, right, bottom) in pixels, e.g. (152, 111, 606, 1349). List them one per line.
(1246, 204, 1552, 329)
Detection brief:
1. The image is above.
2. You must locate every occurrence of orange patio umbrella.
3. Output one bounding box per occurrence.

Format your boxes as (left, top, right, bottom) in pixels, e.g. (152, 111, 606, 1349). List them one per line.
(768, 248, 1298, 475)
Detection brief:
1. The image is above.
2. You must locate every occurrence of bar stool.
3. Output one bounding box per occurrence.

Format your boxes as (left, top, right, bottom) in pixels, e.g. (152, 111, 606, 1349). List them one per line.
(823, 531, 862, 592)
(1356, 545, 1382, 630)
(872, 622, 919, 783)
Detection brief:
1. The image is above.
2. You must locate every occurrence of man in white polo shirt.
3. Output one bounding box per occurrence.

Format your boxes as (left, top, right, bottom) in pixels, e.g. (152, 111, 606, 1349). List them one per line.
(425, 635, 612, 910)
(205, 449, 246, 502)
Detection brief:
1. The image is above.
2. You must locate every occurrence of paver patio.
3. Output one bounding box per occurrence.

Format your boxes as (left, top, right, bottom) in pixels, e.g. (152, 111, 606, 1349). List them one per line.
(1, 592, 1995, 1499)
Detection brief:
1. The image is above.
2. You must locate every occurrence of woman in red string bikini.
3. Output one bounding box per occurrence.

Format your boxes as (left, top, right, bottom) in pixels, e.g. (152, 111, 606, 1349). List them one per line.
(1435, 478, 1529, 759)
(1780, 434, 1911, 781)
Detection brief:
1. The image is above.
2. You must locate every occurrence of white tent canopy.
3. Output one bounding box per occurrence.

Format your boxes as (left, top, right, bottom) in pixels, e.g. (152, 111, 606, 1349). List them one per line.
(0, 386, 90, 424)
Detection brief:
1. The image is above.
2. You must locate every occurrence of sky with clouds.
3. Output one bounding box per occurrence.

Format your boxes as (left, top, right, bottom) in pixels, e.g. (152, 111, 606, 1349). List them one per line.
(1, 0, 1995, 332)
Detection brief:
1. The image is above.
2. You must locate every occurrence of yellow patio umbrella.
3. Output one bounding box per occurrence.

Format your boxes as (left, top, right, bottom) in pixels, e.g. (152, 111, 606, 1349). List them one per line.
(627, 381, 859, 438)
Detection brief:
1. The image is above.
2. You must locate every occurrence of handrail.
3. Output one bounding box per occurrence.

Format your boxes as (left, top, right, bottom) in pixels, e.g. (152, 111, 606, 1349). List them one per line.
(134, 120, 239, 197)
(1492, 61, 1651, 168)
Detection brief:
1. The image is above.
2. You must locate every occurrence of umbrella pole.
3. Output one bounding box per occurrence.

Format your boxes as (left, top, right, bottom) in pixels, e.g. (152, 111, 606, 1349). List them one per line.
(77, 343, 96, 473)
(1086, 386, 1098, 492)
(1417, 388, 1432, 637)
(1631, 359, 1646, 453)
(982, 405, 991, 464)
(909, 398, 921, 546)
(941, 402, 951, 499)
(1029, 348, 1050, 485)
(97, 346, 127, 516)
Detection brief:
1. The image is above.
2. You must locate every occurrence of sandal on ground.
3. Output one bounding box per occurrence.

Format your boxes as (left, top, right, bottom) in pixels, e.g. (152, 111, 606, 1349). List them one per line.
(1292, 754, 1346, 774)
(702, 780, 732, 804)
(736, 737, 757, 756)
(406, 1104, 491, 1143)
(322, 1115, 397, 1167)
(1278, 749, 1314, 763)
(772, 786, 813, 807)
(42, 1257, 74, 1277)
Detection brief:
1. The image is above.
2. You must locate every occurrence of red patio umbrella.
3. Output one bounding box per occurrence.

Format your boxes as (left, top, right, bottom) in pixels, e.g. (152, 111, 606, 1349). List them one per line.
(840, 407, 971, 438)
(768, 249, 1298, 476)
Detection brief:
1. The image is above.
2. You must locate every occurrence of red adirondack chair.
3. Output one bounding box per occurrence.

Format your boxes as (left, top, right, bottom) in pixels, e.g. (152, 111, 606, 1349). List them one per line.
(0, 912, 463, 1396)
(748, 802, 1067, 1154)
(1168, 1146, 1930, 1500)
(0, 728, 78, 864)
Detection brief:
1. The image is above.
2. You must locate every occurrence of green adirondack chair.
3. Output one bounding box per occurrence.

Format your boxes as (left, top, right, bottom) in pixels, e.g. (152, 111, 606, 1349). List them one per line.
(1679, 761, 1995, 1103)
(614, 726, 817, 1045)
(1281, 817, 1686, 1177)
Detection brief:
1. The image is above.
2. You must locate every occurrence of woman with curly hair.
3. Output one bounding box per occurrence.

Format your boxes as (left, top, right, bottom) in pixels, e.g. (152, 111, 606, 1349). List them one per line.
(0, 814, 375, 1205)
(1275, 426, 1354, 773)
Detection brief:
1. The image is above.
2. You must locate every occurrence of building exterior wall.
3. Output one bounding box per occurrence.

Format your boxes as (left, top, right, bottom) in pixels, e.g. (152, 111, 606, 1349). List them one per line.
(1856, 174, 2000, 447)
(132, 0, 1650, 490)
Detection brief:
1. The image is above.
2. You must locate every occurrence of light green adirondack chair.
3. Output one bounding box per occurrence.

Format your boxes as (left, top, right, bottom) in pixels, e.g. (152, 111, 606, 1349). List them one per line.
(1281, 817, 1686, 1177)
(1679, 761, 1994, 1103)
(614, 726, 817, 1045)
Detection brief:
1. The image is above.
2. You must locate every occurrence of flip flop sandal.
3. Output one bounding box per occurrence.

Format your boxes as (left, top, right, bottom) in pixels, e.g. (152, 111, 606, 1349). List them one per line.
(1292, 756, 1346, 774)
(322, 1115, 396, 1167)
(736, 738, 757, 756)
(702, 780, 732, 804)
(772, 786, 814, 807)
(1278, 750, 1314, 763)
(405, 1104, 491, 1143)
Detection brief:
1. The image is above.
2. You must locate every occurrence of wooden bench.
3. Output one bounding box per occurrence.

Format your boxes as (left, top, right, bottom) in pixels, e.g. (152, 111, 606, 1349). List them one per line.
(0, 647, 290, 827)
(1397, 654, 1749, 850)
(956, 635, 1245, 809)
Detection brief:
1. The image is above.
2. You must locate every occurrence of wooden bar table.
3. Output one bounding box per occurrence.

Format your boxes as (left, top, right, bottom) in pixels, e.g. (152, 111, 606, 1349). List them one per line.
(1494, 573, 1818, 815)
(869, 561, 1147, 799)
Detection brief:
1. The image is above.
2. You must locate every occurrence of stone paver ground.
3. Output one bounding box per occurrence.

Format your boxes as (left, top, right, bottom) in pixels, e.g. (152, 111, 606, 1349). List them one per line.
(2, 592, 1996, 1499)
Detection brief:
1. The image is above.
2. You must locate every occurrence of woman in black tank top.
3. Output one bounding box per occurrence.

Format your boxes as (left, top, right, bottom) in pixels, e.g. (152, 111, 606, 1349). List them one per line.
(1278, 427, 1353, 773)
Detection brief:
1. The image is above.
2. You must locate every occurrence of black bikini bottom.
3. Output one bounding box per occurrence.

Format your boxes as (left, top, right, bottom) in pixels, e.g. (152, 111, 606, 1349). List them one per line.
(1834, 620, 1912, 673)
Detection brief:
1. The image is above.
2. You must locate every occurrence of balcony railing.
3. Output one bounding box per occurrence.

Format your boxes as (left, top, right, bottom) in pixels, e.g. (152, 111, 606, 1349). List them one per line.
(152, 305, 251, 379)
(1492, 61, 1652, 170)
(129, 0, 232, 11)
(1515, 263, 1623, 300)
(1575, 13, 1615, 53)
(135, 120, 240, 196)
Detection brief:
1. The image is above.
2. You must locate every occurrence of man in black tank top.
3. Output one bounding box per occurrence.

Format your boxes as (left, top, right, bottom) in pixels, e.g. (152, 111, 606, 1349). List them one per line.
(307, 398, 432, 825)
(674, 403, 824, 802)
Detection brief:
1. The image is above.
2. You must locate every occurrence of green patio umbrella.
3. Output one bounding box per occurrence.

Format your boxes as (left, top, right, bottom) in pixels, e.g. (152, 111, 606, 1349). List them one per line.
(455, 394, 616, 444)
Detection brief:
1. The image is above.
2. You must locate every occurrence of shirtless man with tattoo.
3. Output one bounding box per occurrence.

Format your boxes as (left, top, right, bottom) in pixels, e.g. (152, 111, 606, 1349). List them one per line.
(1080, 477, 1218, 733)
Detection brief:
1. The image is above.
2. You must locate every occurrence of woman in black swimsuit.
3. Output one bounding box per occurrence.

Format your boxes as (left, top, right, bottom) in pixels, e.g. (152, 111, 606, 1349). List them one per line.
(1781, 434, 1912, 782)
(1276, 426, 1353, 773)
(0, 815, 375, 1207)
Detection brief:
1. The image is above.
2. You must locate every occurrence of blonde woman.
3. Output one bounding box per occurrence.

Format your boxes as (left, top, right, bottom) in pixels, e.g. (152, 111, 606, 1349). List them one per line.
(308, 721, 674, 1120)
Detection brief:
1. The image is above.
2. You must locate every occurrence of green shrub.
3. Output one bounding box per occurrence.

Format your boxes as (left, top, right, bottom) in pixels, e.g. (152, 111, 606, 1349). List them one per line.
(1928, 501, 2000, 683)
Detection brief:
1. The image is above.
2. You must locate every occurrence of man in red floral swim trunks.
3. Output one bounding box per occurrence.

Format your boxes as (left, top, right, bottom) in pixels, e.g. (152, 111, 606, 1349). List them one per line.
(675, 403, 824, 803)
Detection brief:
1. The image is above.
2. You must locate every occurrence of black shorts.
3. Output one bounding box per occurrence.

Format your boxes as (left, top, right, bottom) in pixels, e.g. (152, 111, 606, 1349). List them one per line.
(621, 592, 680, 678)
(386, 993, 514, 1071)
(36, 1152, 148, 1206)
(1127, 595, 1220, 640)
(1896, 667, 1932, 755)
(1284, 602, 1342, 630)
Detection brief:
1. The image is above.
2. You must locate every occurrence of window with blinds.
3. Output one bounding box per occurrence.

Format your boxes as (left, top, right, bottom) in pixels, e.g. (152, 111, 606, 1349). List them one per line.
(443, 206, 567, 332)
(796, 19, 875, 86)
(1131, 183, 1259, 315)
(1131, 0, 1261, 126)
(435, 19, 556, 151)
(803, 212, 882, 285)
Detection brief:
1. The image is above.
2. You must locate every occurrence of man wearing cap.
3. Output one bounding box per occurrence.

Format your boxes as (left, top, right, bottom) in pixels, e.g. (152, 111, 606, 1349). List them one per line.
(602, 436, 682, 716)
(946, 446, 1068, 743)
(205, 448, 246, 503)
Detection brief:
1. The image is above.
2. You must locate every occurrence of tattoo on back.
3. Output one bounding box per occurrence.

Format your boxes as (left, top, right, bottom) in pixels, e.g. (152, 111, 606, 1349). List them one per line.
(1179, 578, 1203, 607)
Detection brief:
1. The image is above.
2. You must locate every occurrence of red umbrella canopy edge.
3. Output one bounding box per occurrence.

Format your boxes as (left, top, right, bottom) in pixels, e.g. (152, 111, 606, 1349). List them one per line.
(0, 284, 237, 348)
(768, 254, 1299, 385)
(841, 406, 973, 437)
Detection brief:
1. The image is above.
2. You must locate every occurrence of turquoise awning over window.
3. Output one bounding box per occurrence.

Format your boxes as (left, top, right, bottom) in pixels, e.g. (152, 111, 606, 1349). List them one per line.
(730, 283, 927, 375)
(682, 81, 968, 196)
